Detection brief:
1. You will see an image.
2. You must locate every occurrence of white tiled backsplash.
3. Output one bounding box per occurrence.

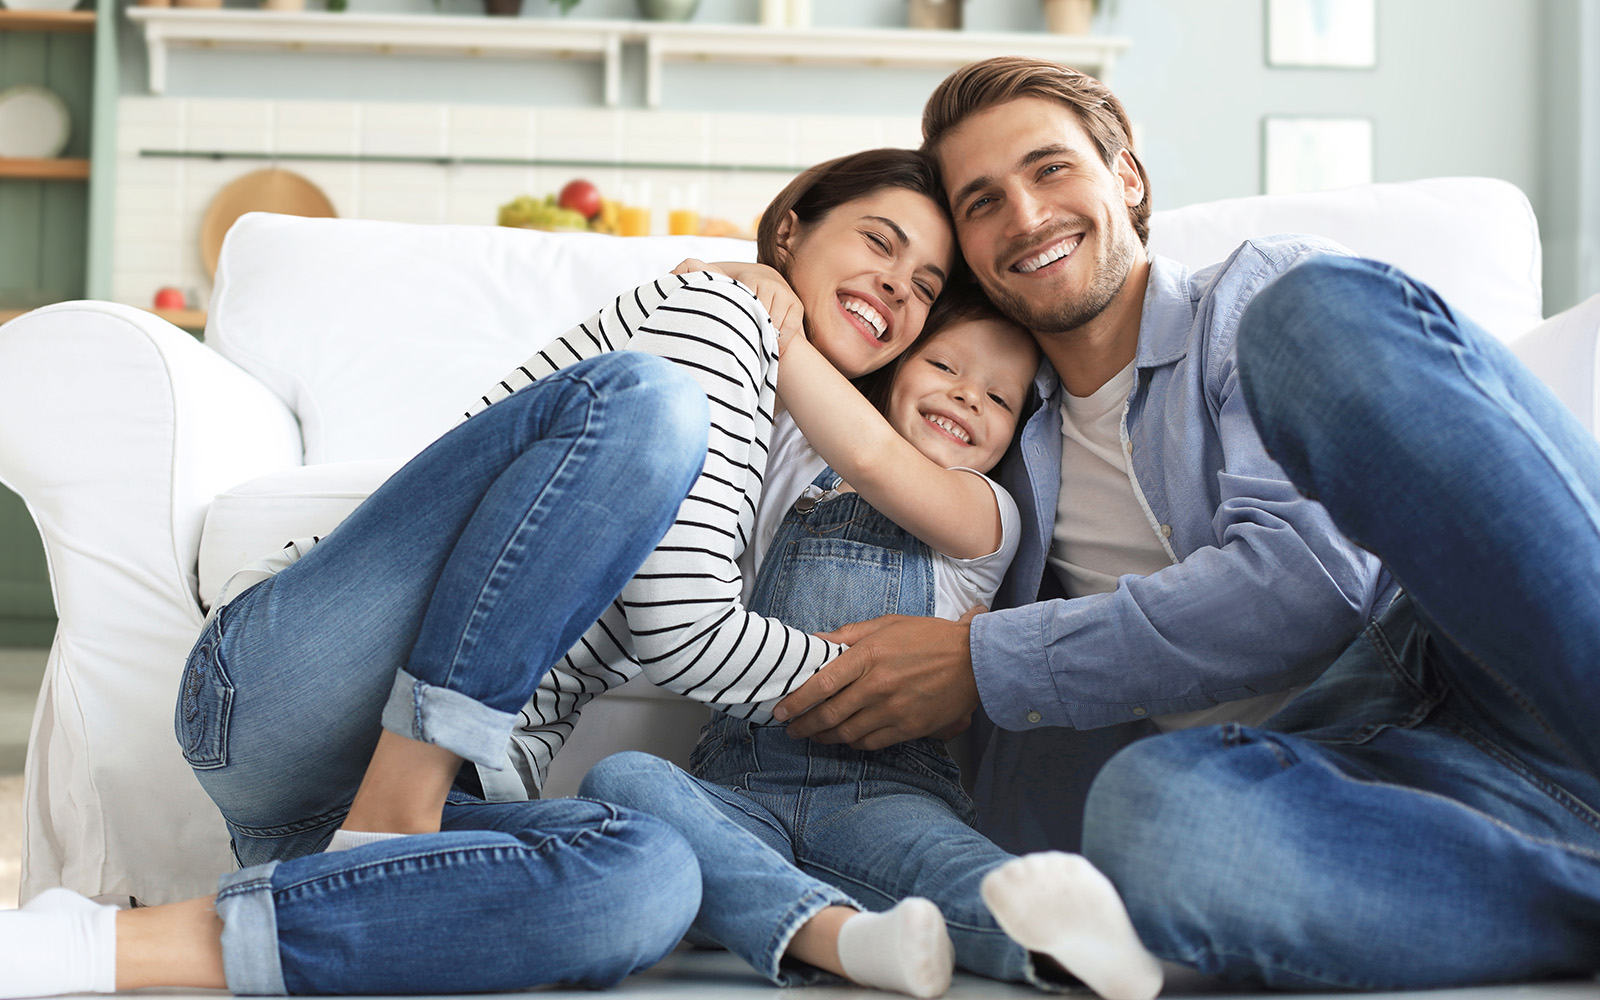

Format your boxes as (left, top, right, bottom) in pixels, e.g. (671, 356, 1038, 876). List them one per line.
(113, 96, 923, 312)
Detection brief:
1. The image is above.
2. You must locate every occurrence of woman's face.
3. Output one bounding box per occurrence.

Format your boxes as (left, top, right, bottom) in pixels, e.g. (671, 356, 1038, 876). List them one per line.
(778, 187, 956, 379)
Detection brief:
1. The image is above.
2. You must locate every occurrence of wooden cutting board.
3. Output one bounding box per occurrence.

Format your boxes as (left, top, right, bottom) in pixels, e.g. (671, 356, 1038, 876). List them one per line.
(200, 168, 337, 277)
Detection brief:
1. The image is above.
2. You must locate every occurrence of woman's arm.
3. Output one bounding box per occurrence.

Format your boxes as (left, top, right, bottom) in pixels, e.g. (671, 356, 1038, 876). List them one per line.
(779, 335, 1004, 560)
(674, 260, 1004, 559)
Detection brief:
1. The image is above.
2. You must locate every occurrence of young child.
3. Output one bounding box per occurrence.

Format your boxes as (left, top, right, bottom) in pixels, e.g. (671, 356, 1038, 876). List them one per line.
(583, 284, 1165, 1000)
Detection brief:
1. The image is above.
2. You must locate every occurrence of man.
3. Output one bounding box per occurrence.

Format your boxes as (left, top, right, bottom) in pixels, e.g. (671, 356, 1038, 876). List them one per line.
(775, 56, 1600, 988)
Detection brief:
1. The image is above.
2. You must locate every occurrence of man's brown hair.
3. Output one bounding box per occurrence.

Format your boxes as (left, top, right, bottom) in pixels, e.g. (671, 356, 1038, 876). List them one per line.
(921, 56, 1152, 246)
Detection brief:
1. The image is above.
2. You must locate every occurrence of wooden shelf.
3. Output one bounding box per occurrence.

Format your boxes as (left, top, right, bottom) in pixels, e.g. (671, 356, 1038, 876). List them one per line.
(0, 305, 207, 328)
(151, 307, 206, 329)
(126, 8, 1130, 107)
(0, 157, 90, 180)
(0, 9, 95, 32)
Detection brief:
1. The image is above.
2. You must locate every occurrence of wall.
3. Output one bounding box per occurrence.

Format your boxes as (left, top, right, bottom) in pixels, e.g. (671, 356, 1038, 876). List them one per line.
(112, 99, 923, 308)
(110, 0, 1578, 303)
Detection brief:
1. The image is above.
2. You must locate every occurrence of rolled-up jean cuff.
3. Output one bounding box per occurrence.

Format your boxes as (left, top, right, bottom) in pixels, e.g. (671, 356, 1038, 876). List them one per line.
(381, 668, 517, 769)
(215, 861, 286, 996)
(766, 885, 858, 987)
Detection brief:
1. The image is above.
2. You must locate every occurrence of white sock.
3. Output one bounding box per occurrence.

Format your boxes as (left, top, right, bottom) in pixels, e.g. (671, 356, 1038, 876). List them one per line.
(834, 897, 954, 999)
(981, 852, 1163, 1000)
(0, 888, 119, 998)
(325, 828, 407, 852)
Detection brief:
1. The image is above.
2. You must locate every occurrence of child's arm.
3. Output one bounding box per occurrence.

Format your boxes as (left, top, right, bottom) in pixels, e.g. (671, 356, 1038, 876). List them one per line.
(673, 259, 1004, 560)
(780, 334, 1004, 560)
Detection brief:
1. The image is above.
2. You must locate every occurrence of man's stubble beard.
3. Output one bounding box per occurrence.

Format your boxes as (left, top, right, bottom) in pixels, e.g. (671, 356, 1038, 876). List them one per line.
(984, 221, 1138, 337)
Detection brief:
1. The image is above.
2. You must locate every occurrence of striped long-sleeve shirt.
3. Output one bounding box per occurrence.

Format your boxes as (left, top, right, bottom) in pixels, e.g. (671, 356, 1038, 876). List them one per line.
(465, 271, 842, 799)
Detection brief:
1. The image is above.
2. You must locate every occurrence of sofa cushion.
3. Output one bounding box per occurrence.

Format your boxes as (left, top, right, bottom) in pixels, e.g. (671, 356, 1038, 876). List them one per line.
(1148, 177, 1543, 343)
(1509, 293, 1600, 435)
(207, 213, 759, 466)
(197, 459, 402, 608)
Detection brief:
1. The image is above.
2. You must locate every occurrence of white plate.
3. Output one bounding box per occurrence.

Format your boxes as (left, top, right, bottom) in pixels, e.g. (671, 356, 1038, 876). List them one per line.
(0, 0, 85, 11)
(0, 86, 71, 159)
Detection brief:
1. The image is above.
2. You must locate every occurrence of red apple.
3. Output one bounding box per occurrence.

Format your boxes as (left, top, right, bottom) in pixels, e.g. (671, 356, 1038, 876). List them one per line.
(558, 179, 603, 220)
(153, 286, 186, 310)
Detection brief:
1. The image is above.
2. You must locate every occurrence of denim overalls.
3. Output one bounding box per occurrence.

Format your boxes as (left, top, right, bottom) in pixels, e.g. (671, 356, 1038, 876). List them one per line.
(667, 469, 1047, 986)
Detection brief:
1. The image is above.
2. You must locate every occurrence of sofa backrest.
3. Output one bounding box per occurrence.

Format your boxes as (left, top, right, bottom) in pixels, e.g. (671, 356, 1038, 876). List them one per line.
(207, 214, 760, 465)
(208, 177, 1544, 466)
(1147, 177, 1542, 346)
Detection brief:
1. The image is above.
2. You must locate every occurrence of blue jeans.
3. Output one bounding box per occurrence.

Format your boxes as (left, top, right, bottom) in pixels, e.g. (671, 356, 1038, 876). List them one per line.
(581, 721, 1044, 988)
(581, 483, 1052, 989)
(1082, 257, 1600, 989)
(175, 352, 709, 994)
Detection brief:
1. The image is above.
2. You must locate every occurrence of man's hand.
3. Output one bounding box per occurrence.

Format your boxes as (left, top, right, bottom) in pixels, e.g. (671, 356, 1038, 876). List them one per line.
(772, 610, 981, 750)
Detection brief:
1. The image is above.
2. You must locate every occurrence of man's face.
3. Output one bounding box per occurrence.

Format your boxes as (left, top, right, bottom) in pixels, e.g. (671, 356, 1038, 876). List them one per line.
(936, 97, 1145, 336)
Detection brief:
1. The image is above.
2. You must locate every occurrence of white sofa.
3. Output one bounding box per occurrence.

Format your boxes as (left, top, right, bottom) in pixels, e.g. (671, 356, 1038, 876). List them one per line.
(1, 178, 1596, 908)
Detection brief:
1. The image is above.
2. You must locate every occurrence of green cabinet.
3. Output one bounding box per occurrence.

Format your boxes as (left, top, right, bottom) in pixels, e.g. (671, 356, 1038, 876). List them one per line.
(0, 0, 116, 644)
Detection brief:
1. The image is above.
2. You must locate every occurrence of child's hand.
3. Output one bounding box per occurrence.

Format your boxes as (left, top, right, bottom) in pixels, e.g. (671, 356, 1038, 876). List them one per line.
(677, 259, 805, 353)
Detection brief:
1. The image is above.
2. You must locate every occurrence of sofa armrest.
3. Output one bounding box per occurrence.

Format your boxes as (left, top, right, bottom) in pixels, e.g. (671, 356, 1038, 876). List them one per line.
(0, 301, 303, 623)
(1510, 293, 1600, 438)
(0, 301, 303, 903)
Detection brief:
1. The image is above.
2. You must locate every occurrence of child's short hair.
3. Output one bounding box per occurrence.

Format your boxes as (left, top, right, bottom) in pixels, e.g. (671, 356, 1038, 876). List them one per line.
(861, 281, 1035, 416)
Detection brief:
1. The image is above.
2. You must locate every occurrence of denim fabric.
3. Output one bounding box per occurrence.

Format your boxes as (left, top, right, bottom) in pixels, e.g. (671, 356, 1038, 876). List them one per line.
(585, 482, 1056, 988)
(215, 794, 701, 994)
(175, 352, 710, 993)
(1082, 257, 1600, 989)
(746, 468, 936, 634)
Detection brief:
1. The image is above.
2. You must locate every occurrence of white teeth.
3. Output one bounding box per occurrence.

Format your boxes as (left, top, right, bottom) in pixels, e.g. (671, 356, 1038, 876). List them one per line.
(842, 298, 888, 339)
(925, 414, 970, 443)
(1016, 238, 1078, 274)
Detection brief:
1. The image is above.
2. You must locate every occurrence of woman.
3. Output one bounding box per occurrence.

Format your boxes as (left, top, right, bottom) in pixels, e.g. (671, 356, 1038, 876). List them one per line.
(0, 148, 955, 998)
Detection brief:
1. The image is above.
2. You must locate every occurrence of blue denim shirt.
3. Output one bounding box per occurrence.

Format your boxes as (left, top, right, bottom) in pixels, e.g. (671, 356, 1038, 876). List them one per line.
(971, 237, 1397, 733)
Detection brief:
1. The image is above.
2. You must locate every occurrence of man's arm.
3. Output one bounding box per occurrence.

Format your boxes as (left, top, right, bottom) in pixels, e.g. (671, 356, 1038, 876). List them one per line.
(779, 243, 1390, 746)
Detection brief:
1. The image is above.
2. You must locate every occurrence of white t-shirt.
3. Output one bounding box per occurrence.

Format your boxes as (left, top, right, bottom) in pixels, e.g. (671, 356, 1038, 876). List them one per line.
(741, 411, 1022, 620)
(1050, 360, 1302, 732)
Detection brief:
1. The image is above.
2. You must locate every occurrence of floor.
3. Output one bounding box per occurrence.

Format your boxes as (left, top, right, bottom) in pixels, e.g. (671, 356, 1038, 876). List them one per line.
(0, 648, 1594, 999)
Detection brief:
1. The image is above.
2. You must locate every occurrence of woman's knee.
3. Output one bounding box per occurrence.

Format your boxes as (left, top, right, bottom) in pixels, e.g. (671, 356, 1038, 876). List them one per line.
(510, 352, 709, 498)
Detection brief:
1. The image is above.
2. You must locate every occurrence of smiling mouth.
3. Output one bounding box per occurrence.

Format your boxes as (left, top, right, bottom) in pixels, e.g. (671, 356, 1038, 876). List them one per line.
(924, 413, 971, 444)
(841, 295, 889, 341)
(1013, 234, 1083, 274)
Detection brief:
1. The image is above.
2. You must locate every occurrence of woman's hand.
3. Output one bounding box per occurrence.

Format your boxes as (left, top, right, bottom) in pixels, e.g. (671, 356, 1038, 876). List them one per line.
(673, 258, 805, 353)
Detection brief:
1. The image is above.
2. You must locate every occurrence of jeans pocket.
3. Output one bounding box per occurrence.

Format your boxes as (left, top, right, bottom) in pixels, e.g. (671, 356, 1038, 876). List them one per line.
(176, 613, 235, 770)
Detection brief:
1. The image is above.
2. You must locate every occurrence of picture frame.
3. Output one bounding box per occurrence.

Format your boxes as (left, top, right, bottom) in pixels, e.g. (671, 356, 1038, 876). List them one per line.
(1265, 0, 1377, 69)
(1262, 116, 1374, 195)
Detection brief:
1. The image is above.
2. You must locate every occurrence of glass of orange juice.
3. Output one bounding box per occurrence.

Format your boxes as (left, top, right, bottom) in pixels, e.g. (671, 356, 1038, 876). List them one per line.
(668, 184, 702, 236)
(619, 204, 652, 237)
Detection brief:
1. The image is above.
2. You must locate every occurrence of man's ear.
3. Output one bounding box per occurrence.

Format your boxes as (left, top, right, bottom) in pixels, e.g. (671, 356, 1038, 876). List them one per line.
(1116, 148, 1144, 208)
(774, 209, 801, 251)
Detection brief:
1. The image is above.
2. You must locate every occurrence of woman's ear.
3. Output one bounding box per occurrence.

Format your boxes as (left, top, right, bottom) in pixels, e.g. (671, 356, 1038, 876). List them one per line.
(774, 209, 801, 252)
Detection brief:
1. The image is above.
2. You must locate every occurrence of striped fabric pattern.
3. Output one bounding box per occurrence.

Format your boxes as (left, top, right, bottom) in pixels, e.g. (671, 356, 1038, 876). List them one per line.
(465, 271, 842, 797)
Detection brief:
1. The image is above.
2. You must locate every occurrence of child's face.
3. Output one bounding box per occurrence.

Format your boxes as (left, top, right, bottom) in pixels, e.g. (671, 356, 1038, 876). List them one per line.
(885, 318, 1038, 475)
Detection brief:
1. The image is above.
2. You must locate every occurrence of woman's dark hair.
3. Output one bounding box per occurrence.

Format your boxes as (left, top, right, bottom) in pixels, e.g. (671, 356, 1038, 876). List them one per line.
(756, 148, 949, 272)
(757, 147, 966, 405)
